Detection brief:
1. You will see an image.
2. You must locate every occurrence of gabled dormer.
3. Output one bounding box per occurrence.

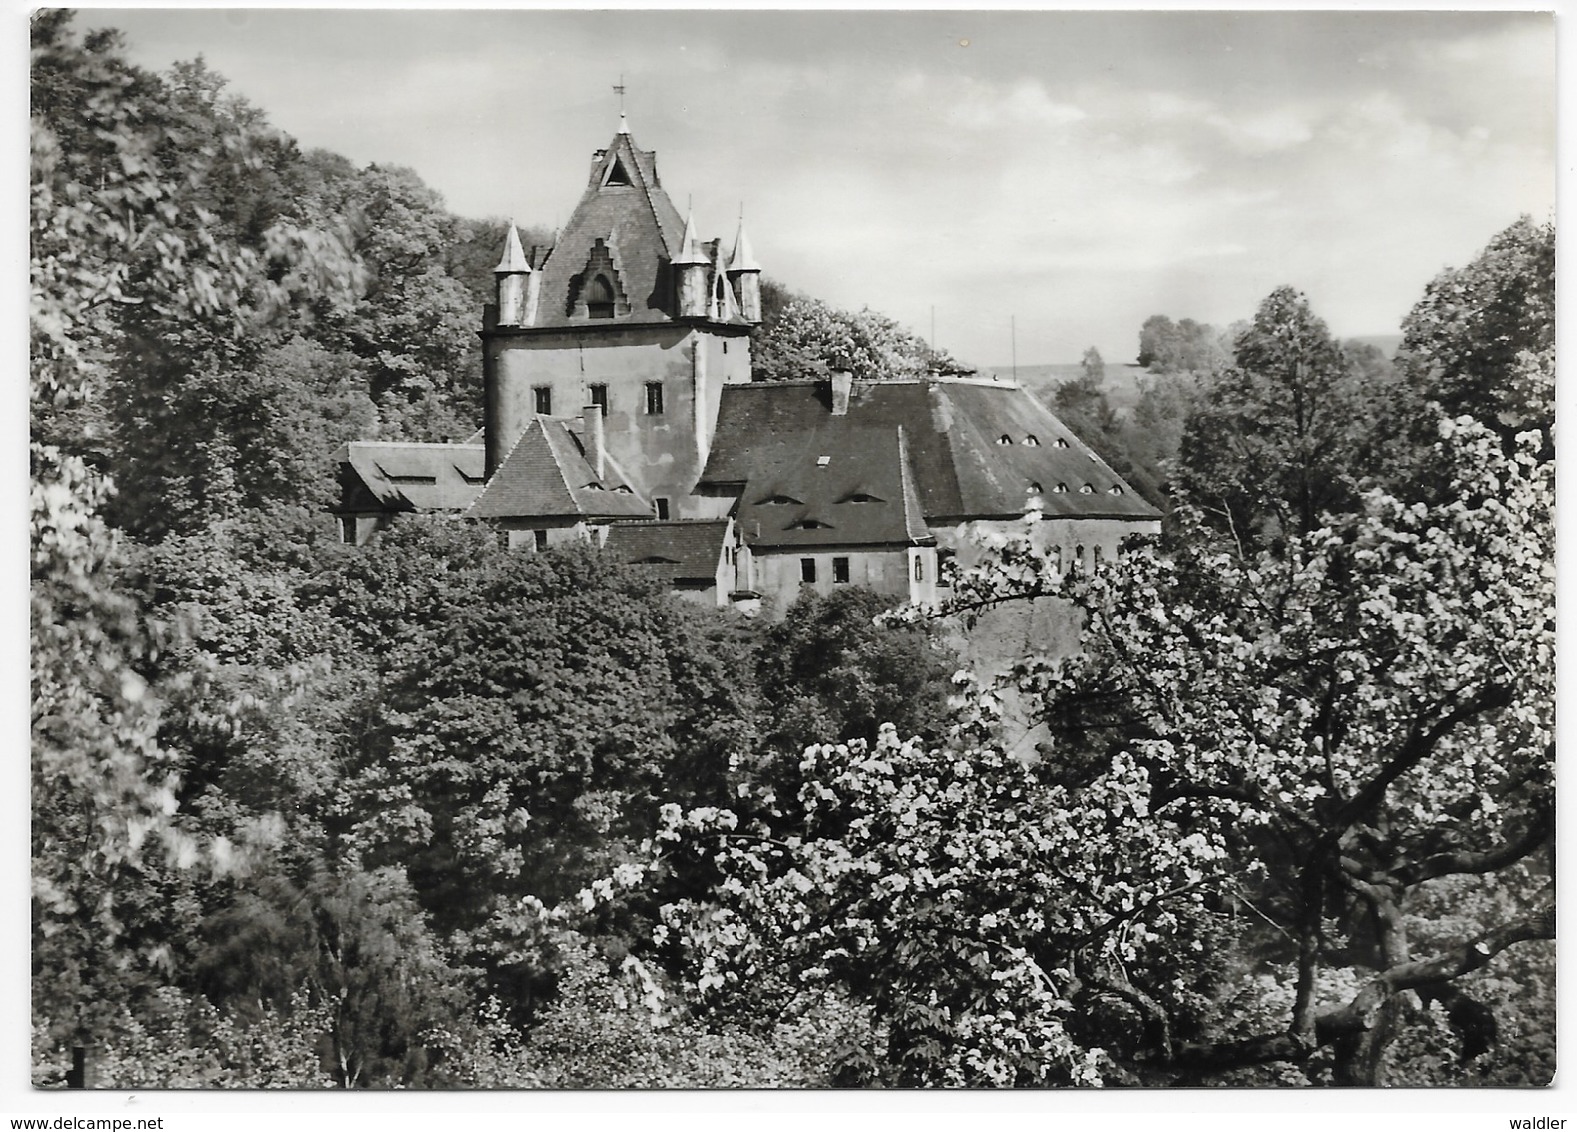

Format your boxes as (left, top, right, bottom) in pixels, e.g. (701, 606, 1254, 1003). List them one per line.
(509, 126, 755, 330)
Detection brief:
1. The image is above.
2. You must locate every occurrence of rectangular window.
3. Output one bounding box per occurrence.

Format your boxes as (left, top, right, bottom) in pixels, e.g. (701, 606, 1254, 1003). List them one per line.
(654, 497, 670, 520)
(913, 556, 924, 582)
(833, 556, 850, 584)
(800, 558, 816, 584)
(534, 529, 549, 551)
(645, 381, 664, 415)
(533, 386, 552, 415)
(589, 383, 608, 412)
(339, 516, 357, 545)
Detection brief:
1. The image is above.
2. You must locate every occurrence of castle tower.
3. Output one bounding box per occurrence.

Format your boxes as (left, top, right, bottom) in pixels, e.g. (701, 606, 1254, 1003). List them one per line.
(672, 210, 710, 320)
(493, 222, 534, 327)
(479, 115, 758, 514)
(727, 214, 762, 324)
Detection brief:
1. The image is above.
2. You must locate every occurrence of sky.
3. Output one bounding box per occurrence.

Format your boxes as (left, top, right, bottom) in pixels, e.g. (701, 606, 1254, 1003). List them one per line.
(7, 8, 1571, 1126)
(66, 8, 1559, 367)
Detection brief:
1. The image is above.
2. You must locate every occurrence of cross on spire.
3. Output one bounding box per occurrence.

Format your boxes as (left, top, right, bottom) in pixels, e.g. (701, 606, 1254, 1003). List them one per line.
(614, 75, 629, 133)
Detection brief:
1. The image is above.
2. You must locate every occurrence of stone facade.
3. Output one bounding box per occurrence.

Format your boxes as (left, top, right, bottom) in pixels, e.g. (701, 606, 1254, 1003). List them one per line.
(332, 117, 1162, 640)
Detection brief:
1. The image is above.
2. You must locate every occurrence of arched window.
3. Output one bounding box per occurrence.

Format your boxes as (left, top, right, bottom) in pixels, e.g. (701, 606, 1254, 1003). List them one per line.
(587, 275, 615, 319)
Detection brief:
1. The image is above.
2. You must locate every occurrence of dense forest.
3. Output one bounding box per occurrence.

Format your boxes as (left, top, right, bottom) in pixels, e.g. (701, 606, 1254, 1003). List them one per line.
(32, 12, 1553, 1088)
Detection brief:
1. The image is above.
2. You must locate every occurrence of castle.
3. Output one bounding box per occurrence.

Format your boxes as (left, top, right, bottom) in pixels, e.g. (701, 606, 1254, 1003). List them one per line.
(333, 114, 1160, 620)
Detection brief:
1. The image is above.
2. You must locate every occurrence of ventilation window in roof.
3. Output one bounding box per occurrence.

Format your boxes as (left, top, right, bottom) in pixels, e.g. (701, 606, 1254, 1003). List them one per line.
(1052, 483, 1069, 494)
(793, 518, 833, 529)
(1109, 485, 1124, 495)
(1080, 483, 1095, 494)
(997, 434, 1013, 445)
(603, 157, 632, 187)
(1029, 482, 1042, 494)
(839, 491, 885, 504)
(587, 275, 615, 320)
(1023, 435, 1040, 446)
(758, 493, 803, 506)
(1055, 437, 1071, 449)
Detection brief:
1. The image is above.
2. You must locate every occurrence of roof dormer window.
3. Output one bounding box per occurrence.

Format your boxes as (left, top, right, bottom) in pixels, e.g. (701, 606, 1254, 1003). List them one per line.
(1055, 437, 1071, 449)
(1080, 483, 1095, 494)
(1052, 483, 1069, 494)
(602, 157, 632, 187)
(1109, 484, 1125, 495)
(1023, 435, 1040, 446)
(758, 493, 803, 506)
(997, 434, 1013, 445)
(587, 275, 615, 320)
(838, 491, 885, 504)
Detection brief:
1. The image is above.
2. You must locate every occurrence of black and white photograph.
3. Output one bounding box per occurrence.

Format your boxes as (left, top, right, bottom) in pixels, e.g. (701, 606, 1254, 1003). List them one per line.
(25, 3, 1558, 1119)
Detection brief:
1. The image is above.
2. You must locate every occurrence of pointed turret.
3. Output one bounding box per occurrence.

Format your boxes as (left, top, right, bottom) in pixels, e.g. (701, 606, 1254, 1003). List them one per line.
(673, 209, 710, 319)
(494, 222, 536, 327)
(727, 212, 762, 324)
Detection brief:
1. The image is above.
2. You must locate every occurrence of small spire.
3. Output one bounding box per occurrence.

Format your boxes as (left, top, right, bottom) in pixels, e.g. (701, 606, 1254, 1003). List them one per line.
(728, 210, 760, 272)
(672, 208, 708, 265)
(494, 222, 531, 273)
(614, 75, 629, 134)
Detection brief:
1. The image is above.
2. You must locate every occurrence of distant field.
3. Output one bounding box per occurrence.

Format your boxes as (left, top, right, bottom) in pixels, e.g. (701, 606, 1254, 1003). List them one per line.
(982, 362, 1171, 417)
(987, 332, 1402, 417)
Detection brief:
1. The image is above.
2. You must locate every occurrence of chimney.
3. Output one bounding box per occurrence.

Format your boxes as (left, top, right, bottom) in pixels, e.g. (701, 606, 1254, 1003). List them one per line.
(583, 403, 606, 479)
(831, 371, 854, 416)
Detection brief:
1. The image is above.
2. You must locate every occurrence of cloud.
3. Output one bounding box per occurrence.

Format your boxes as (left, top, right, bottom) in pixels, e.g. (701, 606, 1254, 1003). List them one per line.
(940, 76, 1088, 131)
(1206, 108, 1316, 153)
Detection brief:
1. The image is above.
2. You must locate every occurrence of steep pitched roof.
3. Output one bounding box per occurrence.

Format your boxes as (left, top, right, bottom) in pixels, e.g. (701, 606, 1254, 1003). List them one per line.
(728, 424, 935, 551)
(603, 519, 730, 586)
(529, 130, 753, 329)
(335, 442, 487, 513)
(467, 418, 652, 521)
(701, 378, 1161, 523)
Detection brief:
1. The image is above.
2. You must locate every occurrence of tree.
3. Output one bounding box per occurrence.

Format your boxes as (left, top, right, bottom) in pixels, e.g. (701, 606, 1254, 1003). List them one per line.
(751, 290, 969, 382)
(193, 866, 475, 1087)
(324, 537, 754, 924)
(1080, 346, 1105, 382)
(1174, 286, 1375, 551)
(30, 13, 362, 1059)
(1383, 217, 1555, 498)
(639, 397, 1551, 1086)
(1138, 315, 1229, 374)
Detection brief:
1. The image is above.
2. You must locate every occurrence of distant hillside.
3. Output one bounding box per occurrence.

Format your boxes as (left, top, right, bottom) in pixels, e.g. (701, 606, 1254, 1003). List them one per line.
(983, 363, 1171, 418)
(1348, 333, 1404, 358)
(994, 332, 1403, 415)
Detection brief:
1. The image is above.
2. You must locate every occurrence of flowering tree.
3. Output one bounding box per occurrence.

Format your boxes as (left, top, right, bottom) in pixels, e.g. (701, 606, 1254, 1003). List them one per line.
(631, 383, 1551, 1085)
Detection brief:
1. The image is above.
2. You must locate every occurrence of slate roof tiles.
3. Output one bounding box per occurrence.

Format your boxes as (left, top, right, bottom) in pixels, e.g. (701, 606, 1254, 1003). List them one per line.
(334, 442, 487, 513)
(701, 378, 1160, 524)
(466, 418, 652, 521)
(602, 519, 731, 586)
